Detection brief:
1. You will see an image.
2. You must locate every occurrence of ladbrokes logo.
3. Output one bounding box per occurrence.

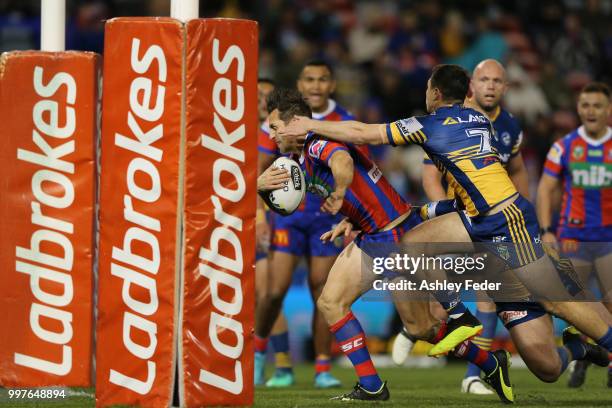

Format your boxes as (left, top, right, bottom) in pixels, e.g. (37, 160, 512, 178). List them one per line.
(199, 37, 248, 395)
(15, 66, 78, 376)
(107, 38, 167, 395)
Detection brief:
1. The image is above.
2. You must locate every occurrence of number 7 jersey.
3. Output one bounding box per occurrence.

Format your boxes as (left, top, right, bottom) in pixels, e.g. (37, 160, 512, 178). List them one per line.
(385, 104, 517, 216)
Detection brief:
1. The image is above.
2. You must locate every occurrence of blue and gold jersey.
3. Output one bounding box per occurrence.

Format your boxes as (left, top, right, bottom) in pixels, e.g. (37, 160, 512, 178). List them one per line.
(488, 106, 523, 165)
(386, 104, 517, 216)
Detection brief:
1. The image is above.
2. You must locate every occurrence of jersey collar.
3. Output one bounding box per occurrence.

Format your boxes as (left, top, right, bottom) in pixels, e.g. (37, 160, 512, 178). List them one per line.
(312, 99, 336, 119)
(488, 105, 501, 122)
(577, 125, 612, 146)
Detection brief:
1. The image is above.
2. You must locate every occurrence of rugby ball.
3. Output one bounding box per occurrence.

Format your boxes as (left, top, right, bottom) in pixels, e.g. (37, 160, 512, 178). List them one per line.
(265, 157, 306, 215)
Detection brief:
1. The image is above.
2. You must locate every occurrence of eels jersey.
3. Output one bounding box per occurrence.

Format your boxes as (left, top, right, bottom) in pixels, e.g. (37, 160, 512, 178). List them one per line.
(543, 126, 612, 241)
(387, 104, 517, 217)
(423, 106, 523, 200)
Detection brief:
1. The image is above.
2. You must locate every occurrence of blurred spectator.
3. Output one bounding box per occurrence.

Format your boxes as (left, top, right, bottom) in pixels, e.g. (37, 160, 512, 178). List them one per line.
(504, 60, 551, 125)
(550, 13, 601, 77)
(2, 0, 610, 206)
(439, 10, 465, 58)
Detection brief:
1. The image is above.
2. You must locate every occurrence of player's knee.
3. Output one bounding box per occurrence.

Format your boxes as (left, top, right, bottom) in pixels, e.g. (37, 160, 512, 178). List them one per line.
(531, 361, 561, 383)
(265, 290, 285, 312)
(317, 292, 343, 318)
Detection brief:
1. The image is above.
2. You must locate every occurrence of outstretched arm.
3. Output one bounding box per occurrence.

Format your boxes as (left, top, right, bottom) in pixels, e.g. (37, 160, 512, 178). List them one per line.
(280, 116, 388, 145)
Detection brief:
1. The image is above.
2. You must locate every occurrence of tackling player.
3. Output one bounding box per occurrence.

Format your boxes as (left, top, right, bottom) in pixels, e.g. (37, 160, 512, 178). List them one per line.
(537, 82, 612, 388)
(261, 87, 514, 402)
(394, 59, 529, 395)
(279, 64, 612, 361)
(255, 61, 352, 388)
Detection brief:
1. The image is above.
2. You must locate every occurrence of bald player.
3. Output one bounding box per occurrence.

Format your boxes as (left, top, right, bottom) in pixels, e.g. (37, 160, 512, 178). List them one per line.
(393, 60, 525, 394)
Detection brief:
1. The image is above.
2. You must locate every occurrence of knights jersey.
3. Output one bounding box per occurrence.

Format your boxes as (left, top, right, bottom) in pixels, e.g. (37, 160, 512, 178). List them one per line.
(303, 134, 411, 233)
(258, 99, 354, 212)
(543, 126, 612, 241)
(387, 104, 517, 217)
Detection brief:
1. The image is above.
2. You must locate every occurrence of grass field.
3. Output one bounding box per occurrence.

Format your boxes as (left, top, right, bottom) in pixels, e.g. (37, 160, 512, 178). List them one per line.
(1, 364, 610, 407)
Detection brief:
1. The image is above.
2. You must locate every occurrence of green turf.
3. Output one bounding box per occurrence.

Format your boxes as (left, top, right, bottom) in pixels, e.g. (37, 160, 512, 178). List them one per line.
(256, 363, 611, 407)
(1, 364, 609, 407)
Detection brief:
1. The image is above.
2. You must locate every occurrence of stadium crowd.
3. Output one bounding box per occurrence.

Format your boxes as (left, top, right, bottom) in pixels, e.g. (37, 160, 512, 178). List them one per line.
(1, 0, 611, 204)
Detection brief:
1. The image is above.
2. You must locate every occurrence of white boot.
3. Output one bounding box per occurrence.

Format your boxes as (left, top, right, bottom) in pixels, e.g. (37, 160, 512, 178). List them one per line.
(461, 376, 494, 395)
(391, 329, 415, 365)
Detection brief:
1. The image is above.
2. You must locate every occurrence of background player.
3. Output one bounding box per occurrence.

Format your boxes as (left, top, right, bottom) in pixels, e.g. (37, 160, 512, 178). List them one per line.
(395, 59, 529, 395)
(255, 61, 353, 388)
(537, 82, 612, 388)
(254, 78, 296, 387)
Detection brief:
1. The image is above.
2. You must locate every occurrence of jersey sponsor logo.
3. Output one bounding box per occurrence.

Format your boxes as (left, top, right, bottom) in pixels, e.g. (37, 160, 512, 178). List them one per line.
(587, 149, 603, 157)
(308, 140, 327, 159)
(570, 163, 612, 188)
(396, 117, 423, 136)
(368, 164, 382, 183)
(499, 310, 528, 325)
(447, 114, 489, 125)
(569, 218, 583, 226)
(547, 144, 562, 164)
(572, 146, 584, 160)
(340, 337, 364, 353)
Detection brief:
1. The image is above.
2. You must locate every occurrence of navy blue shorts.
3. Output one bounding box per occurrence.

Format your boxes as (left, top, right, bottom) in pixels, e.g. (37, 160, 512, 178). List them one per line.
(496, 301, 547, 330)
(459, 195, 544, 269)
(560, 239, 612, 262)
(354, 210, 423, 259)
(270, 210, 344, 257)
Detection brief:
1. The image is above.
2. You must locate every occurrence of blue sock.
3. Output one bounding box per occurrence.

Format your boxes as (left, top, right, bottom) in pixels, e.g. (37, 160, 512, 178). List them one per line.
(596, 328, 612, 352)
(557, 347, 570, 373)
(331, 311, 382, 392)
(270, 331, 293, 374)
(454, 341, 498, 376)
(564, 337, 587, 360)
(465, 310, 497, 378)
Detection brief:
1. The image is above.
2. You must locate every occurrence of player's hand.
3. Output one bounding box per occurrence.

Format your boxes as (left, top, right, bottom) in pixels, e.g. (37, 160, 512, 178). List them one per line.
(542, 231, 559, 251)
(321, 189, 345, 215)
(321, 218, 353, 242)
(278, 116, 311, 138)
(256, 209, 270, 252)
(257, 166, 289, 192)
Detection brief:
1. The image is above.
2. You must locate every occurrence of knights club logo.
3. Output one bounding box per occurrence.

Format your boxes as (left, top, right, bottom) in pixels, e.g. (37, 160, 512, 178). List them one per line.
(572, 146, 584, 160)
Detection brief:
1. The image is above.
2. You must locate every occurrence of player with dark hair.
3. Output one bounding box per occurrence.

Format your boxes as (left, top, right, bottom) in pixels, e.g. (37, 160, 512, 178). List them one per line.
(255, 61, 353, 388)
(394, 59, 529, 395)
(260, 87, 514, 402)
(279, 64, 612, 362)
(537, 81, 612, 388)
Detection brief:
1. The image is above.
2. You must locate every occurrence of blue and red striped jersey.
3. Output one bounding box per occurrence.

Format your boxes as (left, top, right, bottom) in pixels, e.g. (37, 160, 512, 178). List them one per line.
(303, 133, 411, 233)
(543, 126, 612, 241)
(258, 99, 355, 212)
